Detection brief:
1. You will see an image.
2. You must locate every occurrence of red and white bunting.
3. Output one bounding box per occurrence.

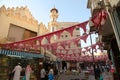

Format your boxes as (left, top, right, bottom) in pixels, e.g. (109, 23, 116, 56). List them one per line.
(91, 10, 107, 28)
(80, 34, 89, 43)
(65, 26, 75, 36)
(77, 21, 89, 32)
(1, 10, 107, 59)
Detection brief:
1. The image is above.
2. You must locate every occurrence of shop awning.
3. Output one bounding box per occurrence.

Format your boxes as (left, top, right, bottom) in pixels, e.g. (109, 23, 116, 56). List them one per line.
(0, 49, 44, 58)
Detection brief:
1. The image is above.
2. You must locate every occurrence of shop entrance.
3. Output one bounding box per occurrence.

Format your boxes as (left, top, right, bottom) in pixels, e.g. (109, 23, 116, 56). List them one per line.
(0, 54, 41, 80)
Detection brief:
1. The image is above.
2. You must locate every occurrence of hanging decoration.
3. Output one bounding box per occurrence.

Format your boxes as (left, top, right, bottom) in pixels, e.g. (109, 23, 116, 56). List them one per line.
(0, 9, 108, 62)
(2, 10, 107, 50)
(91, 9, 107, 31)
(53, 41, 108, 62)
(77, 21, 89, 32)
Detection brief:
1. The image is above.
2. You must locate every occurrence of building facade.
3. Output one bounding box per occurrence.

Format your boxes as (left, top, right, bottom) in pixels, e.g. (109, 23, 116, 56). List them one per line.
(0, 5, 49, 43)
(48, 7, 81, 70)
(0, 5, 50, 80)
(48, 7, 81, 47)
(0, 5, 82, 79)
(87, 0, 120, 79)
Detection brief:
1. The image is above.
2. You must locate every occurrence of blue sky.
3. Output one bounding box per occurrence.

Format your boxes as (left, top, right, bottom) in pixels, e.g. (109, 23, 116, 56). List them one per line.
(0, 0, 97, 47)
(0, 0, 90, 24)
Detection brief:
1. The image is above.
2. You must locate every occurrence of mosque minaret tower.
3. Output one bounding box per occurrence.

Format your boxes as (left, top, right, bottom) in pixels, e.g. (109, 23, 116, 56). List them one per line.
(48, 6, 59, 32)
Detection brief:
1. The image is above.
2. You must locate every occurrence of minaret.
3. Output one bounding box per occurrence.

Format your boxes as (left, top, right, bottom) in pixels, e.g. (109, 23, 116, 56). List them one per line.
(49, 6, 59, 32)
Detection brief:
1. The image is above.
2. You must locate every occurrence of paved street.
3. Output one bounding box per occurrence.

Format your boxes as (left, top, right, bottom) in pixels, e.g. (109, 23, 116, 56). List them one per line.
(57, 72, 95, 80)
(57, 71, 113, 80)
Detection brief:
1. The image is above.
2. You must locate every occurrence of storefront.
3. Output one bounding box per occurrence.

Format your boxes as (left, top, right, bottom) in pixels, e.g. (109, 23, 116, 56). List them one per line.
(0, 49, 44, 80)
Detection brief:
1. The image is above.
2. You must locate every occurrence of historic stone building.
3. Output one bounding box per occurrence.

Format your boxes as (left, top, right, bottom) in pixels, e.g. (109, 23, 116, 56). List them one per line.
(0, 5, 49, 43)
(48, 7, 81, 70)
(0, 5, 50, 80)
(48, 7, 80, 46)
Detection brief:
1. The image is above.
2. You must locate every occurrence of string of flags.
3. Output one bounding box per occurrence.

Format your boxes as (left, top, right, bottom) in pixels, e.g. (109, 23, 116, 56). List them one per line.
(0, 9, 108, 61)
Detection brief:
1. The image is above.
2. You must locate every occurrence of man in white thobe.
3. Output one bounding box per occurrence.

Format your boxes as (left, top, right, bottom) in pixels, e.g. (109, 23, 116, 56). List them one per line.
(12, 63, 22, 80)
(40, 67, 46, 80)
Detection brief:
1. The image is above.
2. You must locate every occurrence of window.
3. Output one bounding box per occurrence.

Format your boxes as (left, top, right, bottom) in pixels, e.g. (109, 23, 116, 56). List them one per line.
(65, 35, 68, 37)
(78, 43, 81, 47)
(76, 28, 79, 30)
(76, 35, 80, 37)
(61, 35, 63, 38)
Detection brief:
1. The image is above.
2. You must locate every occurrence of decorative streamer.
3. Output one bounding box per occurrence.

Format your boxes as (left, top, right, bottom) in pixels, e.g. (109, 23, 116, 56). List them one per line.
(80, 34, 89, 43)
(1, 10, 108, 62)
(65, 26, 76, 36)
(77, 21, 89, 32)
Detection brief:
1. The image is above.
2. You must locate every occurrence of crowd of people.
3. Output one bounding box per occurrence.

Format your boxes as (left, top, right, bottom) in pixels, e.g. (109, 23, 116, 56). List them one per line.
(9, 60, 114, 80)
(85, 60, 115, 80)
(9, 63, 32, 80)
(9, 62, 58, 80)
(40, 64, 59, 80)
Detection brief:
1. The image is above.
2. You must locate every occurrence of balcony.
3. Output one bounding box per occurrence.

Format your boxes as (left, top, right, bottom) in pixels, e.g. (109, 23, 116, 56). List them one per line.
(87, 0, 103, 16)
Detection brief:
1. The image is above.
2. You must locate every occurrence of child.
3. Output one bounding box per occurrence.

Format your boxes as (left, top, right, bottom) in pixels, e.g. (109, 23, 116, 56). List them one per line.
(48, 71, 54, 80)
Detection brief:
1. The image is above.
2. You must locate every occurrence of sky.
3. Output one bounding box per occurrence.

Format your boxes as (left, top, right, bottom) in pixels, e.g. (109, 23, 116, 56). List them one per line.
(0, 0, 97, 47)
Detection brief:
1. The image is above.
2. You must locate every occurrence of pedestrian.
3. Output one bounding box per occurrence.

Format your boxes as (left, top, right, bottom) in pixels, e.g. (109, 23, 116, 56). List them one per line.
(49, 67, 54, 75)
(48, 71, 54, 80)
(48, 66, 54, 80)
(45, 70, 48, 80)
(12, 63, 22, 80)
(54, 66, 58, 80)
(21, 68, 26, 80)
(25, 64, 32, 80)
(110, 62, 115, 73)
(40, 66, 46, 80)
(99, 72, 103, 80)
(95, 64, 101, 80)
(78, 66, 82, 73)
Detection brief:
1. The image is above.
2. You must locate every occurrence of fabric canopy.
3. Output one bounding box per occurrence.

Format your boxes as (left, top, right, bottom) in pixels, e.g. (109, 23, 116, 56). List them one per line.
(0, 49, 44, 58)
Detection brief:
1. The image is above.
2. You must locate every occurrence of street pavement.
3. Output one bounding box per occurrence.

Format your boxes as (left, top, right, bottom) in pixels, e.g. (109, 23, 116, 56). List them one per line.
(57, 71, 113, 80)
(102, 71, 114, 80)
(57, 72, 95, 80)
